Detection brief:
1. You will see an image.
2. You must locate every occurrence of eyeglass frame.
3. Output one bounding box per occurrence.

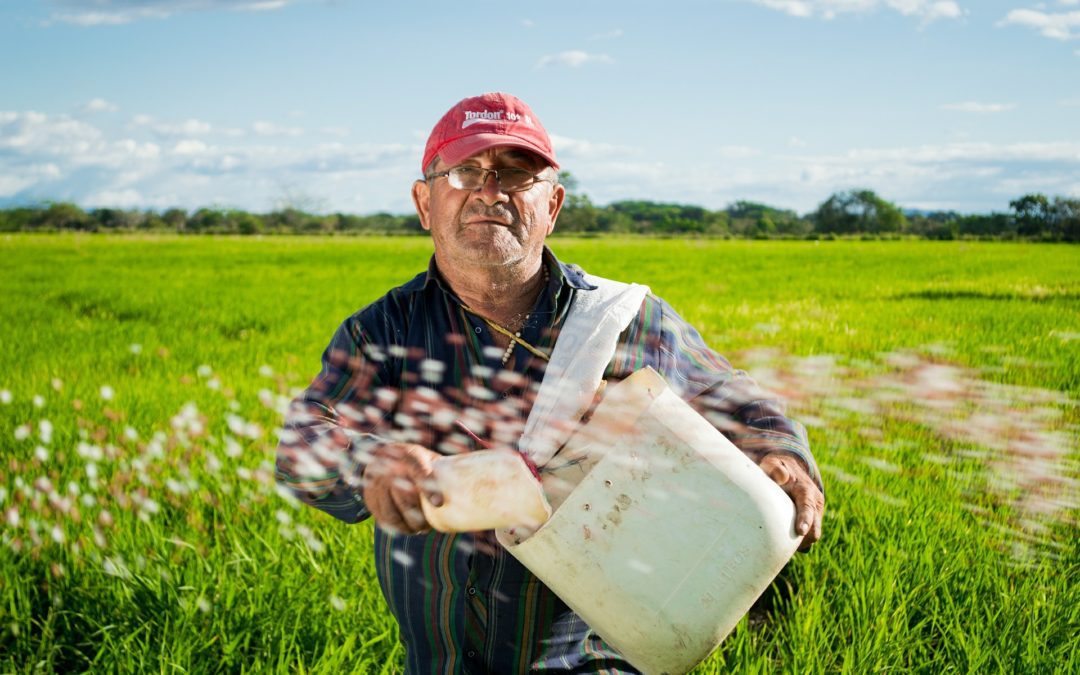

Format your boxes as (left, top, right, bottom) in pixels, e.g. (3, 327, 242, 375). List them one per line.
(424, 165, 557, 193)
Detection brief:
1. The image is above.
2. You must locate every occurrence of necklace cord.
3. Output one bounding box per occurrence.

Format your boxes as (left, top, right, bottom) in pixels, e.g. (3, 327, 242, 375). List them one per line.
(460, 264, 552, 363)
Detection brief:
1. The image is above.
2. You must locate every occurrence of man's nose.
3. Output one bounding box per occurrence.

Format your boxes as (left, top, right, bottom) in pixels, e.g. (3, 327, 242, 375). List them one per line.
(474, 171, 510, 205)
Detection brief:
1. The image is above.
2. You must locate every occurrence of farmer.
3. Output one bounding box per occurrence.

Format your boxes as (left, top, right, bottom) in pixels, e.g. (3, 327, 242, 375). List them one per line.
(275, 92, 824, 673)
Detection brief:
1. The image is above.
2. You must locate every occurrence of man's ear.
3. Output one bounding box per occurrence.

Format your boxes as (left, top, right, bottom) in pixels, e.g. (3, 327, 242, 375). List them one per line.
(412, 179, 432, 231)
(546, 183, 566, 235)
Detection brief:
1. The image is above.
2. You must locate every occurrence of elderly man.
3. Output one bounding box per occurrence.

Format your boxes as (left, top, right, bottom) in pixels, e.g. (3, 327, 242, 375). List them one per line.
(276, 92, 824, 673)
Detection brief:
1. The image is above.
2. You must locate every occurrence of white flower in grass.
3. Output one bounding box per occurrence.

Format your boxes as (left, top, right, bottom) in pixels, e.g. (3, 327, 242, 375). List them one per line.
(50, 525, 64, 545)
(32, 395, 44, 408)
(103, 556, 131, 579)
(207, 377, 221, 391)
(14, 425, 30, 441)
(224, 436, 242, 458)
(197, 365, 213, 378)
(5, 508, 18, 527)
(38, 420, 52, 444)
(129, 343, 142, 354)
(123, 427, 138, 441)
(275, 509, 292, 525)
(51, 379, 63, 391)
(100, 386, 114, 401)
(197, 597, 212, 613)
(34, 446, 49, 463)
(258, 365, 274, 377)
(77, 443, 103, 461)
(205, 452, 222, 473)
(329, 595, 346, 611)
(0, 390, 10, 404)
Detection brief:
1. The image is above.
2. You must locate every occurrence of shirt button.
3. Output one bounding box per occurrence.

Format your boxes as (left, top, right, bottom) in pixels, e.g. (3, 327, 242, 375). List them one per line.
(467, 650, 476, 658)
(467, 586, 477, 596)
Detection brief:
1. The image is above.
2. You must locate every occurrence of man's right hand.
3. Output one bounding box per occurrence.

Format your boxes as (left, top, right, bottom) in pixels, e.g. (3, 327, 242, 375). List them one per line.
(362, 442, 444, 534)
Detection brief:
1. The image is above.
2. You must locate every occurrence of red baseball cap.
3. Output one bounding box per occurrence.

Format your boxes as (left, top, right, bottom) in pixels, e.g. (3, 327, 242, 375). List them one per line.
(421, 92, 559, 173)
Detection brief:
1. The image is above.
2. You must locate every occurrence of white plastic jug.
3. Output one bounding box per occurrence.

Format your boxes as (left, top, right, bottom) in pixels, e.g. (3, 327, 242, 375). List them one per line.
(420, 449, 551, 533)
(497, 367, 802, 675)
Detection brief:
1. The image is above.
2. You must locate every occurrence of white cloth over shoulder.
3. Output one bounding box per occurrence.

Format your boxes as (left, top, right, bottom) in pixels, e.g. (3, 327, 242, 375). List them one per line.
(519, 274, 649, 467)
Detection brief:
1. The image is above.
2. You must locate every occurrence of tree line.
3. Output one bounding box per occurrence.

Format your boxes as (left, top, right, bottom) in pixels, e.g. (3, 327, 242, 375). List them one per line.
(2, 180, 1078, 241)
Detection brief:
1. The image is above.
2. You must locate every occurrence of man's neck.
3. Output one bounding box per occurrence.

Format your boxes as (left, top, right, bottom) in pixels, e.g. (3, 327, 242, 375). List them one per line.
(437, 254, 547, 329)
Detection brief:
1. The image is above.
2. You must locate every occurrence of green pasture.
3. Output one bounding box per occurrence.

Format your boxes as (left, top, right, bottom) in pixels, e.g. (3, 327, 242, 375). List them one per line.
(1, 234, 1077, 673)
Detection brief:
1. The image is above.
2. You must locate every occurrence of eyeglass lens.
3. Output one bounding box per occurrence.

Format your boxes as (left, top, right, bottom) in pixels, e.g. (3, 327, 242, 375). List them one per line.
(449, 167, 535, 191)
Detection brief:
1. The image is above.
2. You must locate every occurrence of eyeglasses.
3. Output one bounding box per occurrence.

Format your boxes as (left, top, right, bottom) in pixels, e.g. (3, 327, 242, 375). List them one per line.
(425, 166, 554, 193)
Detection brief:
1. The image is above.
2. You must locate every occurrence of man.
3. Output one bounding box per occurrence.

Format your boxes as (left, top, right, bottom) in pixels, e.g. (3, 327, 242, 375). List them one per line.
(276, 92, 824, 673)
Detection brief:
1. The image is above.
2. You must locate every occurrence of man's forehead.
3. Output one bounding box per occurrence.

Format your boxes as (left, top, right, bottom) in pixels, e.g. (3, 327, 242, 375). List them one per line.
(452, 147, 546, 166)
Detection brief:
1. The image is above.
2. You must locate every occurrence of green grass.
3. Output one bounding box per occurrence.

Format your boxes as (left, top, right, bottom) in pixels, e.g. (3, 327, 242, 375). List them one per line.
(1, 234, 1077, 673)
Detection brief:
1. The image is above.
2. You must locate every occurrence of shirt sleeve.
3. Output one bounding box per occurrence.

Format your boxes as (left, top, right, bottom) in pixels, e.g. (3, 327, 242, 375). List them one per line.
(274, 314, 394, 524)
(610, 294, 823, 491)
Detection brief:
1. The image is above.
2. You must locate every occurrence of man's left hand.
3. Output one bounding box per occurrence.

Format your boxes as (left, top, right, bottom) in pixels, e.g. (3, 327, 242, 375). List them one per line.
(757, 452, 824, 551)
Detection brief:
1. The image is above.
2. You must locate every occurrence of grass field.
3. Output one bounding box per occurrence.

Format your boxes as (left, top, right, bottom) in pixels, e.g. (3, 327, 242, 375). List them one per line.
(1, 234, 1078, 673)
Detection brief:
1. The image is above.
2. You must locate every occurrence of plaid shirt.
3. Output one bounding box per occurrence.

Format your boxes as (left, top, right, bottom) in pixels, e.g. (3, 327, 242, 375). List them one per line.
(276, 248, 819, 674)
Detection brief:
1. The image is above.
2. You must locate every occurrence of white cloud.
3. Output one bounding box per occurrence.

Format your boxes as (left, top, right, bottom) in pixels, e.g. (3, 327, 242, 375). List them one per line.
(789, 136, 808, 148)
(941, 101, 1017, 113)
(998, 8, 1080, 40)
(0, 108, 414, 211)
(716, 145, 762, 159)
(829, 140, 1080, 163)
(132, 115, 213, 137)
(590, 28, 624, 40)
(47, 0, 298, 26)
(80, 98, 119, 113)
(171, 139, 209, 156)
(252, 121, 304, 137)
(549, 134, 634, 160)
(750, 0, 963, 22)
(567, 138, 1080, 214)
(535, 50, 615, 69)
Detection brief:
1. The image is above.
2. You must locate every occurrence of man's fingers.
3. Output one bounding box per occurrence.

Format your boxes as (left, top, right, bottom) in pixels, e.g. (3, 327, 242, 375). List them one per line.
(758, 452, 824, 550)
(389, 477, 429, 533)
(759, 455, 792, 486)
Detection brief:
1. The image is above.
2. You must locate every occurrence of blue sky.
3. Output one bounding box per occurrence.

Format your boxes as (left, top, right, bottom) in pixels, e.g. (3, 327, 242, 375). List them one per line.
(1, 0, 1078, 215)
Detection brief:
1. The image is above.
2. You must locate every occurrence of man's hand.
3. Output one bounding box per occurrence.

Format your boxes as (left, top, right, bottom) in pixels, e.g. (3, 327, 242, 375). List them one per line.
(363, 442, 444, 534)
(758, 452, 824, 551)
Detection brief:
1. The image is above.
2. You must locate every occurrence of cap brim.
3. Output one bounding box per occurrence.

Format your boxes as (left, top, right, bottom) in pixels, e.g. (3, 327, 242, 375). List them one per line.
(436, 133, 559, 170)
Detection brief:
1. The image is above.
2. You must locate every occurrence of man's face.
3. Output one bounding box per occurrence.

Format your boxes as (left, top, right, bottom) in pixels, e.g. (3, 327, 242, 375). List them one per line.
(411, 148, 565, 270)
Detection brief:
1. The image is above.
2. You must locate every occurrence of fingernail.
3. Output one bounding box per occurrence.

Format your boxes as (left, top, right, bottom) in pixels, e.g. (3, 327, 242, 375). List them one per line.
(429, 493, 443, 507)
(798, 521, 809, 535)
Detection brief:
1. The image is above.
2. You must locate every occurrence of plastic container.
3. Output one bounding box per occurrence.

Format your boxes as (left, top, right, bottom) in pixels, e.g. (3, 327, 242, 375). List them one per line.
(419, 449, 551, 532)
(497, 367, 802, 675)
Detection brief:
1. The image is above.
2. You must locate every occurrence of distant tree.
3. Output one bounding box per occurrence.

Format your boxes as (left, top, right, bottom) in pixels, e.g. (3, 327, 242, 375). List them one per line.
(232, 211, 264, 235)
(91, 208, 142, 230)
(188, 208, 226, 232)
(812, 190, 907, 234)
(162, 208, 188, 232)
(0, 207, 38, 232)
(1051, 197, 1080, 242)
(35, 202, 91, 231)
(1010, 193, 1052, 238)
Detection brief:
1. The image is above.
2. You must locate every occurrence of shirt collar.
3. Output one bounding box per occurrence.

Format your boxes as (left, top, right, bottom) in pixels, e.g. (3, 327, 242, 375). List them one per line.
(421, 246, 598, 294)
